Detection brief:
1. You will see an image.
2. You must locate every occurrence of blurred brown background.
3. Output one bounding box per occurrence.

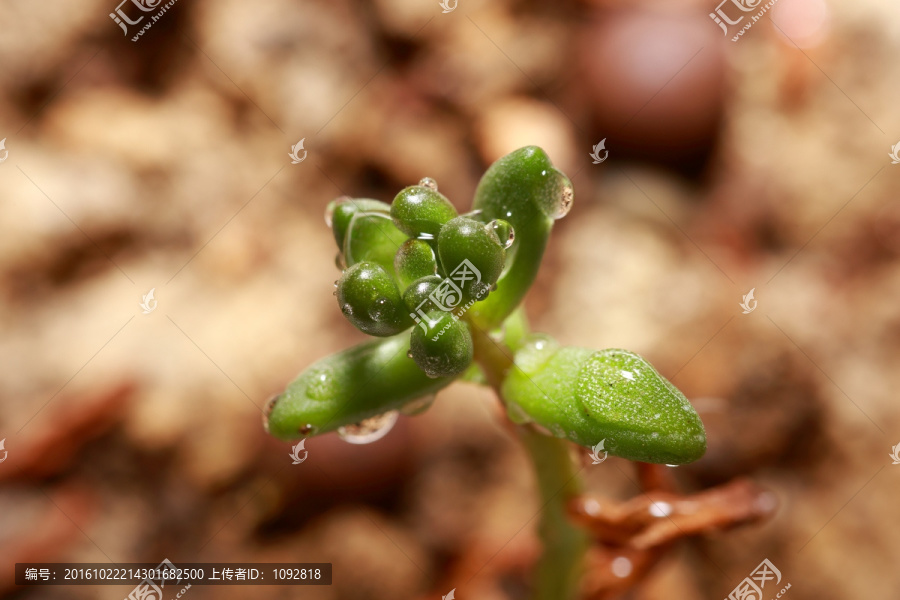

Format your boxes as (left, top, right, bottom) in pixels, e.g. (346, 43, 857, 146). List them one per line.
(1, 0, 899, 598)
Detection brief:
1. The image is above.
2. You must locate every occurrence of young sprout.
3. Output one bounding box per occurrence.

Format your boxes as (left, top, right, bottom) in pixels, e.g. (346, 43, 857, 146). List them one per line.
(265, 146, 706, 466)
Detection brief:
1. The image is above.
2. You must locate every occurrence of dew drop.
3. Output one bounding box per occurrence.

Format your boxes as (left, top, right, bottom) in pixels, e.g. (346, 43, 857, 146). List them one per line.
(418, 177, 438, 191)
(407, 350, 414, 359)
(262, 394, 280, 432)
(341, 303, 354, 316)
(401, 394, 436, 416)
(514, 335, 559, 374)
(306, 367, 336, 402)
(368, 297, 393, 321)
(337, 411, 399, 444)
(488, 219, 515, 249)
(611, 556, 632, 578)
(335, 253, 347, 270)
(553, 183, 574, 219)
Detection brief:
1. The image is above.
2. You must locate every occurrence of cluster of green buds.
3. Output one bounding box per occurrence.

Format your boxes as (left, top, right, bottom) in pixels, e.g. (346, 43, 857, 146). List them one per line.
(330, 177, 512, 378)
(265, 147, 706, 465)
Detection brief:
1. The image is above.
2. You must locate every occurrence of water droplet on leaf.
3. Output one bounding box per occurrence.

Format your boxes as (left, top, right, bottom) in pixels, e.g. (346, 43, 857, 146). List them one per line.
(306, 367, 337, 402)
(262, 394, 281, 433)
(488, 219, 515, 248)
(337, 411, 399, 444)
(368, 297, 393, 321)
(418, 177, 438, 191)
(401, 394, 436, 416)
(324, 200, 337, 227)
(553, 183, 574, 219)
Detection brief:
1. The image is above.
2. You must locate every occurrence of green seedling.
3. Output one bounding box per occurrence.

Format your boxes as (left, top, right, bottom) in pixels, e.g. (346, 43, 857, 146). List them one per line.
(264, 146, 707, 599)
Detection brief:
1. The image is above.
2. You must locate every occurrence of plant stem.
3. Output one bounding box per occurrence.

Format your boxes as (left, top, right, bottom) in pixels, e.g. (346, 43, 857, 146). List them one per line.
(468, 316, 588, 600)
(517, 428, 589, 600)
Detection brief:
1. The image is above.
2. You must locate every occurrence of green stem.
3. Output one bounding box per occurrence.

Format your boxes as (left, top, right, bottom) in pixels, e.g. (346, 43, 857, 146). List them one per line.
(517, 428, 589, 600)
(468, 315, 588, 600)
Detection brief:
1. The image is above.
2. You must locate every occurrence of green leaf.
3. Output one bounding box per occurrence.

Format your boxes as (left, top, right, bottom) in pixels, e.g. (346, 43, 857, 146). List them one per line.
(402, 274, 442, 311)
(468, 146, 573, 329)
(409, 310, 474, 378)
(437, 216, 505, 302)
(394, 239, 438, 290)
(327, 198, 391, 250)
(343, 212, 408, 276)
(336, 262, 412, 336)
(266, 333, 453, 440)
(502, 337, 706, 464)
(391, 184, 458, 239)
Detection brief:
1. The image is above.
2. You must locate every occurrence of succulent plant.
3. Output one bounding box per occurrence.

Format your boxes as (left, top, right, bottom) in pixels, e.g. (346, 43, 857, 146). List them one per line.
(265, 145, 705, 465)
(263, 146, 708, 600)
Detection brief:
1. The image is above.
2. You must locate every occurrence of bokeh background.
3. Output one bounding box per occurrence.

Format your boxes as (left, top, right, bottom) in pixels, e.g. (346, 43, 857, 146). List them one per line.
(1, 0, 899, 598)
